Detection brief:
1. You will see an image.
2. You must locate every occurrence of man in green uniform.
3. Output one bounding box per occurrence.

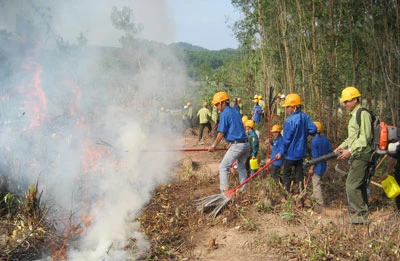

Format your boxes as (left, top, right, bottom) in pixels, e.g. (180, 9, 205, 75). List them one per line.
(237, 97, 243, 115)
(196, 102, 212, 144)
(335, 86, 373, 225)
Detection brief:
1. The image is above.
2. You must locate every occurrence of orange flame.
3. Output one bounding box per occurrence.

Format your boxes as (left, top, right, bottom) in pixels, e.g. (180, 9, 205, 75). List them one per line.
(21, 59, 47, 128)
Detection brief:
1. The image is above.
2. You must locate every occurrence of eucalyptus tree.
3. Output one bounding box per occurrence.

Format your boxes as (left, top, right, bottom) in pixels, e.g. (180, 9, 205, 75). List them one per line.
(231, 0, 400, 142)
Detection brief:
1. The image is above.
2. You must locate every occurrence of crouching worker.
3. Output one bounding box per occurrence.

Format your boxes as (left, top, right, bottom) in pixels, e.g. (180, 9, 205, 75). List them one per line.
(309, 121, 333, 213)
(244, 119, 259, 174)
(269, 124, 284, 182)
(208, 91, 250, 193)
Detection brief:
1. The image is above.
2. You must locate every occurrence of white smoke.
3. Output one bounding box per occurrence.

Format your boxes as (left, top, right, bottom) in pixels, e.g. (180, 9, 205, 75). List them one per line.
(0, 0, 185, 259)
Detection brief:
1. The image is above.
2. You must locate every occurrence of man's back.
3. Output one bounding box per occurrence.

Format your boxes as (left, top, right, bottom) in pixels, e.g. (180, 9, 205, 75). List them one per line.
(283, 110, 317, 160)
(197, 107, 211, 124)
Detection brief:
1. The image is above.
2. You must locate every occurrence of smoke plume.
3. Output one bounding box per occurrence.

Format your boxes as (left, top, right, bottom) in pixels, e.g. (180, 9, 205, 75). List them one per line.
(0, 0, 185, 259)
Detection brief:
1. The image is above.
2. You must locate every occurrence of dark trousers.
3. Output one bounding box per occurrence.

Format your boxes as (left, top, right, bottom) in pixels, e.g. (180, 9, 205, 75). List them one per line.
(198, 122, 212, 141)
(282, 159, 304, 191)
(270, 164, 282, 181)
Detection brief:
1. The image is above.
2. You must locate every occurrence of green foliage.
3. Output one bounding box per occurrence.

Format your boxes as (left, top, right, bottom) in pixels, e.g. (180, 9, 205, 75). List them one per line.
(4, 192, 21, 207)
(281, 197, 296, 222)
(3, 192, 21, 216)
(225, 0, 400, 144)
(170, 42, 240, 80)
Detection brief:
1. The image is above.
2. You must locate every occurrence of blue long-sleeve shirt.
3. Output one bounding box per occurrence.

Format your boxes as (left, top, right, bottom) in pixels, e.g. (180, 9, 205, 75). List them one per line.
(271, 135, 284, 167)
(280, 110, 317, 160)
(252, 105, 262, 123)
(311, 134, 333, 175)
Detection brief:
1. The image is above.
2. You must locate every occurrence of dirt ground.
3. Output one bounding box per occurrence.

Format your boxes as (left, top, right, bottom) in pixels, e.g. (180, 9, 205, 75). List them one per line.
(139, 129, 399, 260)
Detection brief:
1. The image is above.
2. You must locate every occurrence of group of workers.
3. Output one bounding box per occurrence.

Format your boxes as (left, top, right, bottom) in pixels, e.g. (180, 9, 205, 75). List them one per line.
(204, 86, 400, 225)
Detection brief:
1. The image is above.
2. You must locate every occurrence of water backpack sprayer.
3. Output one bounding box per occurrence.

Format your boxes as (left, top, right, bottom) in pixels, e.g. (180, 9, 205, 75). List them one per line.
(374, 123, 399, 155)
(355, 108, 399, 155)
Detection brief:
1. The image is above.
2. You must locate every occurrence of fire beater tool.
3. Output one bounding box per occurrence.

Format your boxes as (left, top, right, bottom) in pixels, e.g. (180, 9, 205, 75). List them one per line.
(195, 156, 278, 218)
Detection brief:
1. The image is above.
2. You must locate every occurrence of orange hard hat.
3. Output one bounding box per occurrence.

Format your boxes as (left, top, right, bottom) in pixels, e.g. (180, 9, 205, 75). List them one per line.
(340, 86, 361, 103)
(244, 120, 255, 128)
(242, 115, 249, 124)
(271, 124, 283, 133)
(282, 93, 302, 107)
(314, 121, 323, 132)
(212, 91, 230, 105)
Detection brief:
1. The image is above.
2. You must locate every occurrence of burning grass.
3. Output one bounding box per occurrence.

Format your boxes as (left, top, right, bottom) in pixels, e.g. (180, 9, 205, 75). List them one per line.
(0, 179, 64, 261)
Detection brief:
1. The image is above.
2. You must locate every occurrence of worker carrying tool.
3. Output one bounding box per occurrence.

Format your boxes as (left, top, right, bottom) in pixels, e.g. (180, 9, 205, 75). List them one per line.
(208, 91, 250, 193)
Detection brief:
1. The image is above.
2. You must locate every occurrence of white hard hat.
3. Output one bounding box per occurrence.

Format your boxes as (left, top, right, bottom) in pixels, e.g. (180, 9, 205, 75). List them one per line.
(184, 105, 188, 109)
(280, 94, 286, 99)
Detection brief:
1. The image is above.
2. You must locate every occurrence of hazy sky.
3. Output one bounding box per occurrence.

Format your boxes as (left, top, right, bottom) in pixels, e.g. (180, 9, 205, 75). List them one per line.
(168, 0, 240, 50)
(41, 0, 240, 50)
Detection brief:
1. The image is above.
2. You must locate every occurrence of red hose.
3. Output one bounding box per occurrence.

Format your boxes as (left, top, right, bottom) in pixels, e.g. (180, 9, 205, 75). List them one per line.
(142, 147, 228, 152)
(224, 156, 278, 198)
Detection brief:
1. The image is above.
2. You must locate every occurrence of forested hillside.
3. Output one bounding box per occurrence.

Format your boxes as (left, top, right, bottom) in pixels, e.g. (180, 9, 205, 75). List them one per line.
(170, 42, 240, 80)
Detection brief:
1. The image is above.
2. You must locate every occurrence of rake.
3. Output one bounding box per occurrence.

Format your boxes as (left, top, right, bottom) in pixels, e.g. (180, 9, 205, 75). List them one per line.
(195, 156, 278, 218)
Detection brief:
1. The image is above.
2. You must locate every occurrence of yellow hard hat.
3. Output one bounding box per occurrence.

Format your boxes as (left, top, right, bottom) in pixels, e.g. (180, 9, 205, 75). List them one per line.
(258, 95, 263, 99)
(313, 121, 323, 132)
(242, 115, 249, 124)
(254, 94, 259, 99)
(277, 93, 282, 98)
(282, 93, 302, 107)
(340, 86, 361, 103)
(186, 102, 191, 106)
(244, 119, 254, 128)
(271, 124, 283, 133)
(212, 91, 230, 105)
